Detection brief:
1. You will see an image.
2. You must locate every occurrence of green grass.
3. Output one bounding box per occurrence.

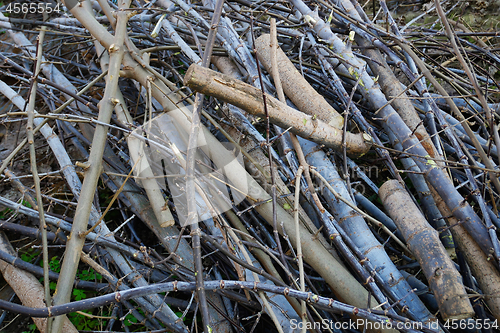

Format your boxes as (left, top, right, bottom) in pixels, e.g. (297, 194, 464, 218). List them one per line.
(18, 255, 113, 331)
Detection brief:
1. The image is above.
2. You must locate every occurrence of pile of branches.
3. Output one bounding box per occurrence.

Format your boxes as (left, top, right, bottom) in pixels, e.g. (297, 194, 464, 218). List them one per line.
(0, 0, 499, 332)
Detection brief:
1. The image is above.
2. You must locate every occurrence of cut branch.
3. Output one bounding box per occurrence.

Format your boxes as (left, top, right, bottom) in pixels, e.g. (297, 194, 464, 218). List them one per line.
(379, 180, 474, 321)
(255, 34, 344, 129)
(184, 64, 371, 156)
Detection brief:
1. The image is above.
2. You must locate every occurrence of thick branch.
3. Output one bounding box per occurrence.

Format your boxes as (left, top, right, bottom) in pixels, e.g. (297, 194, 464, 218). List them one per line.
(184, 64, 371, 156)
(379, 180, 473, 321)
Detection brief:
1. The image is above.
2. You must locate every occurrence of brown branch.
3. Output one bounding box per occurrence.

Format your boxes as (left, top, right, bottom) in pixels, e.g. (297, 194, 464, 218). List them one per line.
(184, 64, 371, 156)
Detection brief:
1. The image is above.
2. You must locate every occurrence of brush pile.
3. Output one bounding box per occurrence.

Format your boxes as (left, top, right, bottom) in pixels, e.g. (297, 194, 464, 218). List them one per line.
(0, 0, 499, 332)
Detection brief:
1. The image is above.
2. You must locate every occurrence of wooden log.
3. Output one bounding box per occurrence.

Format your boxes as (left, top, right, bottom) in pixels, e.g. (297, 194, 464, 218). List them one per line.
(379, 180, 474, 321)
(430, 187, 500, 321)
(183, 64, 371, 156)
(255, 34, 344, 128)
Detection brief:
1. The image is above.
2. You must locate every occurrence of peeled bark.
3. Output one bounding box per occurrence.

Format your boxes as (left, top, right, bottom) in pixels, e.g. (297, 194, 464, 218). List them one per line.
(255, 34, 344, 128)
(184, 64, 371, 156)
(379, 180, 474, 321)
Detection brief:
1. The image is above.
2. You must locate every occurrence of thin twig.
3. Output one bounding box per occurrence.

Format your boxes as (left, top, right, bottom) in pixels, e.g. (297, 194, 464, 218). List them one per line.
(184, 0, 225, 331)
(250, 17, 287, 272)
(25, 22, 52, 331)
